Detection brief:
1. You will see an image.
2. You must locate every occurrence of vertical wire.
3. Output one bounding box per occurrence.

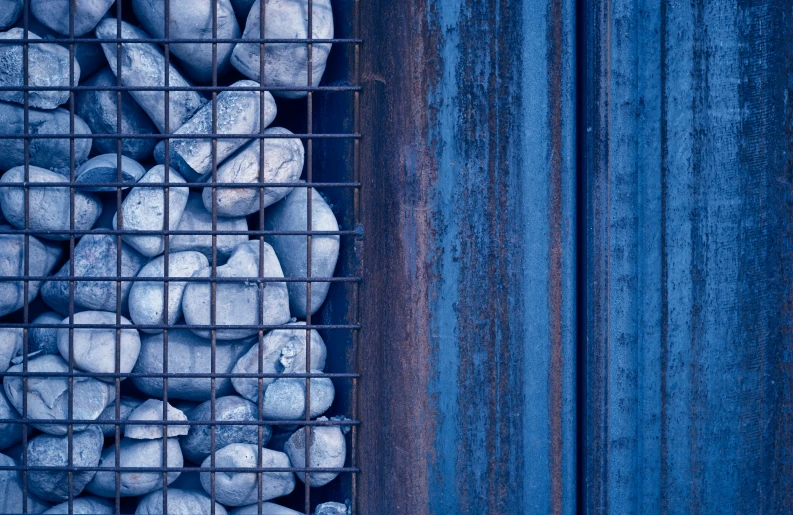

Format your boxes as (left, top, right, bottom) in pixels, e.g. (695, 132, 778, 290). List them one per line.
(304, 0, 315, 512)
(351, 0, 361, 510)
(163, 0, 172, 511)
(114, 4, 124, 513)
(66, 0, 76, 511)
(20, 1, 30, 513)
(256, 1, 267, 513)
(210, 0, 219, 511)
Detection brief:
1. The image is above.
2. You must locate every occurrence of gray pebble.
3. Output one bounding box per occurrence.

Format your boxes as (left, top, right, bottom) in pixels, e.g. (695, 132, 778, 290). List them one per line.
(129, 251, 209, 333)
(114, 165, 190, 257)
(56, 311, 141, 381)
(75, 154, 147, 191)
(314, 502, 350, 515)
(154, 81, 275, 181)
(0, 327, 22, 373)
(0, 453, 52, 513)
(0, 165, 102, 240)
(231, 322, 327, 403)
(0, 28, 79, 109)
(136, 488, 229, 515)
(265, 185, 339, 317)
(97, 396, 144, 437)
(4, 355, 115, 435)
(261, 374, 335, 420)
(29, 312, 63, 355)
(284, 419, 345, 487)
(132, 0, 240, 83)
(203, 127, 304, 217)
(125, 399, 189, 440)
(86, 437, 183, 498)
(26, 425, 104, 501)
(199, 444, 294, 506)
(231, 503, 301, 515)
(0, 101, 92, 174)
(182, 241, 291, 340)
(32, 0, 114, 36)
(96, 19, 207, 133)
(0, 228, 62, 317)
(232, 0, 333, 98)
(181, 395, 270, 464)
(75, 67, 158, 160)
(169, 192, 248, 263)
(41, 234, 147, 315)
(132, 330, 254, 401)
(0, 0, 23, 30)
(17, 16, 106, 80)
(0, 388, 22, 450)
(43, 496, 114, 514)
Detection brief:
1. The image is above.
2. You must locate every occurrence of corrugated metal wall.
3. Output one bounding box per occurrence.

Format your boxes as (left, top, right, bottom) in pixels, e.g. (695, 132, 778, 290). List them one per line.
(357, 0, 793, 513)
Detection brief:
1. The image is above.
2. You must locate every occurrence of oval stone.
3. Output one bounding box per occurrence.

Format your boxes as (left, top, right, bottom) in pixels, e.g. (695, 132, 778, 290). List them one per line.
(231, 503, 301, 515)
(182, 241, 291, 340)
(0, 388, 22, 450)
(199, 444, 294, 505)
(129, 251, 209, 333)
(0, 166, 102, 240)
(29, 311, 63, 356)
(97, 396, 144, 437)
(169, 192, 248, 263)
(75, 154, 147, 191)
(204, 127, 304, 217)
(43, 496, 114, 514)
(284, 420, 345, 487)
(0, 453, 51, 513)
(0, 1, 23, 31)
(135, 487, 228, 515)
(0, 229, 62, 317)
(31, 0, 114, 36)
(261, 374, 335, 421)
(125, 399, 189, 440)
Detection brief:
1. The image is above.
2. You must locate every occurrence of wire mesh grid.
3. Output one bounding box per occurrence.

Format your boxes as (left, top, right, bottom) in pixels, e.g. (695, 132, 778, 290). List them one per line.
(0, 0, 361, 513)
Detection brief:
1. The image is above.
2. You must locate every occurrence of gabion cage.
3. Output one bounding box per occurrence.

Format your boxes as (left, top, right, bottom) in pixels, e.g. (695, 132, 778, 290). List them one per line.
(0, 0, 361, 513)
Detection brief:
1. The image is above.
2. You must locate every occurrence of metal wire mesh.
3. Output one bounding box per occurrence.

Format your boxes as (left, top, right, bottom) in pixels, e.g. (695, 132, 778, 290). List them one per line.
(0, 0, 361, 512)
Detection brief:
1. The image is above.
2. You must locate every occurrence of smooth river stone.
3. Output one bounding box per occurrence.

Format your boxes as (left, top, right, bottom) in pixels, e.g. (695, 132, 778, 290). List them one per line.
(180, 395, 270, 464)
(0, 453, 51, 514)
(29, 311, 63, 355)
(0, 1, 23, 30)
(199, 444, 294, 505)
(169, 192, 248, 263)
(136, 488, 228, 515)
(96, 19, 207, 133)
(0, 328, 22, 373)
(16, 16, 105, 79)
(125, 399, 189, 440)
(284, 419, 345, 487)
(86, 437, 183, 498)
(132, 0, 240, 83)
(26, 425, 104, 501)
(132, 330, 254, 401)
(75, 154, 147, 191)
(43, 496, 114, 514)
(41, 234, 148, 315)
(0, 28, 79, 109)
(129, 251, 209, 333)
(182, 241, 291, 340)
(314, 503, 349, 515)
(0, 166, 102, 240)
(204, 127, 304, 217)
(0, 388, 22, 450)
(154, 82, 275, 180)
(260, 373, 334, 420)
(31, 0, 114, 36)
(56, 311, 141, 381)
(114, 165, 190, 257)
(0, 102, 92, 174)
(231, 503, 301, 515)
(231, 322, 327, 403)
(4, 354, 115, 435)
(75, 67, 158, 160)
(232, 0, 333, 98)
(0, 228, 62, 317)
(98, 396, 144, 437)
(265, 185, 339, 317)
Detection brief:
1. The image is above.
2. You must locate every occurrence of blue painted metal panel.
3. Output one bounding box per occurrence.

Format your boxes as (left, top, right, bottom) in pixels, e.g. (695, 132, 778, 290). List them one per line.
(583, 0, 793, 512)
(358, 0, 577, 513)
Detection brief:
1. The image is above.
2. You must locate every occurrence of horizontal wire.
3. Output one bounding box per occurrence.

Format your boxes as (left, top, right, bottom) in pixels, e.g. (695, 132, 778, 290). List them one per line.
(0, 132, 361, 140)
(0, 465, 360, 473)
(0, 181, 360, 188)
(0, 85, 360, 92)
(0, 322, 359, 330)
(0, 37, 361, 44)
(0, 275, 359, 283)
(0, 372, 359, 379)
(0, 417, 359, 426)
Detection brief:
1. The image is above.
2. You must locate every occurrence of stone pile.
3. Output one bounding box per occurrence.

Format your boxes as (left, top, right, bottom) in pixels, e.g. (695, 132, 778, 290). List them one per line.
(0, 0, 350, 513)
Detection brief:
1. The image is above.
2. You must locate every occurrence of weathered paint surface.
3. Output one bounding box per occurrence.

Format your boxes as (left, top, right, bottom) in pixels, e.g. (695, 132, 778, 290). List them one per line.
(358, 0, 577, 513)
(583, 0, 793, 513)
